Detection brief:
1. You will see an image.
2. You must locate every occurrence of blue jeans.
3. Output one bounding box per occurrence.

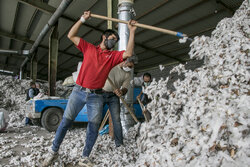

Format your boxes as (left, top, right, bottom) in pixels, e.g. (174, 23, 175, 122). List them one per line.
(103, 92, 123, 146)
(52, 85, 104, 157)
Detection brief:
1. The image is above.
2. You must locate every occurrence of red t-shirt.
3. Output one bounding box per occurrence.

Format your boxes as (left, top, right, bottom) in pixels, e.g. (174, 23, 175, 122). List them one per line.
(76, 38, 125, 89)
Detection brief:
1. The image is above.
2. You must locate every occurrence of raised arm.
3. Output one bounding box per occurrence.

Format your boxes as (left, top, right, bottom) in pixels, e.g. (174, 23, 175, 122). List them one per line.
(123, 20, 137, 59)
(67, 11, 91, 46)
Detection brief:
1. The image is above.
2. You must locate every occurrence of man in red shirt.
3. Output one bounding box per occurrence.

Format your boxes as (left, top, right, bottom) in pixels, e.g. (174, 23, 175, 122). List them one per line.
(42, 11, 137, 167)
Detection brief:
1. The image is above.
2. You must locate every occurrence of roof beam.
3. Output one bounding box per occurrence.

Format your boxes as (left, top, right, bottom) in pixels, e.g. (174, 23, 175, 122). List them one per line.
(151, 27, 215, 49)
(135, 27, 215, 70)
(20, 6, 44, 50)
(4, 3, 21, 70)
(18, 0, 104, 33)
(19, 0, 183, 63)
(136, 26, 215, 55)
(0, 30, 35, 46)
(136, 42, 184, 63)
(0, 30, 82, 59)
(135, 0, 209, 36)
(142, 9, 226, 44)
(216, 0, 234, 14)
(0, 29, 81, 79)
(136, 0, 170, 20)
(18, 0, 55, 14)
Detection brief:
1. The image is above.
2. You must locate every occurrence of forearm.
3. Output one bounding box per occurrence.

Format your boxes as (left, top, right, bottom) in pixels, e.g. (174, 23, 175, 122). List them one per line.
(67, 20, 82, 39)
(123, 30, 135, 59)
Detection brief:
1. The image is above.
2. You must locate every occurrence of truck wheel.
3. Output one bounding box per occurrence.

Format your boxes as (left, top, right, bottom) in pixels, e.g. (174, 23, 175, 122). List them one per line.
(41, 108, 63, 132)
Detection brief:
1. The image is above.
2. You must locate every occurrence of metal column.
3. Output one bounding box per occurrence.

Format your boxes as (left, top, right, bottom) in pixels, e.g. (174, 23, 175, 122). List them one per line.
(20, 64, 28, 79)
(118, 0, 135, 135)
(23, 65, 27, 79)
(48, 22, 58, 96)
(30, 51, 38, 81)
(107, 0, 113, 29)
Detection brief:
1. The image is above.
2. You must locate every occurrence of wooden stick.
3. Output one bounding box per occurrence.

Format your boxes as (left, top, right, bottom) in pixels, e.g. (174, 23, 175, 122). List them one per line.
(99, 109, 110, 131)
(107, 77, 139, 123)
(91, 13, 187, 37)
(137, 97, 149, 122)
(108, 111, 114, 140)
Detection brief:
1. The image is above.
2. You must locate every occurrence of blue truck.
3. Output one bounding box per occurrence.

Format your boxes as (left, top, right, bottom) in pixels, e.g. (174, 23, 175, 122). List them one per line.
(26, 87, 143, 132)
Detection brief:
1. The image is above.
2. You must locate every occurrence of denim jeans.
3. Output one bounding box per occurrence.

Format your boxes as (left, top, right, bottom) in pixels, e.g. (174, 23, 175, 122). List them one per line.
(103, 92, 123, 146)
(52, 85, 104, 157)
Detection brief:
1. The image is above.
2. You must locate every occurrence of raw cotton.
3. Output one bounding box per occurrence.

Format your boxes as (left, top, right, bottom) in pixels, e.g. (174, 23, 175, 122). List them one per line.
(0, 74, 141, 166)
(136, 1, 250, 167)
(0, 75, 71, 128)
(1, 1, 249, 166)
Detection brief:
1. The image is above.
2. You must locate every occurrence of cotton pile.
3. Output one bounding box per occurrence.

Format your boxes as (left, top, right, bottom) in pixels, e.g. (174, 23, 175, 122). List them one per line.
(0, 75, 70, 128)
(0, 76, 31, 128)
(0, 74, 140, 166)
(0, 0, 249, 166)
(136, 1, 249, 166)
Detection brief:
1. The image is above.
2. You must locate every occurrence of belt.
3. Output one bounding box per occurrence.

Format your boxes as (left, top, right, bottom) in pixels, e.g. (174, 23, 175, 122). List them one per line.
(76, 85, 103, 94)
(103, 90, 115, 95)
(103, 90, 117, 97)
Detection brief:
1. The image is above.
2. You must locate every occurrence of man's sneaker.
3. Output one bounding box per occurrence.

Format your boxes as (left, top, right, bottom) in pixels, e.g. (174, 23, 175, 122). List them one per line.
(42, 150, 59, 167)
(78, 157, 93, 167)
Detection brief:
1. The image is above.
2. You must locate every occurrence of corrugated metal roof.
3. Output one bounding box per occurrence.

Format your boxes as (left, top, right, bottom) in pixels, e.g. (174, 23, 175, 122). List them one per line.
(0, 0, 245, 80)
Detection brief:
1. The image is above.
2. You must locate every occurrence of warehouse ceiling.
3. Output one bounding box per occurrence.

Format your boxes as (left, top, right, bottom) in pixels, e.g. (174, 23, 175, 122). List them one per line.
(0, 0, 244, 81)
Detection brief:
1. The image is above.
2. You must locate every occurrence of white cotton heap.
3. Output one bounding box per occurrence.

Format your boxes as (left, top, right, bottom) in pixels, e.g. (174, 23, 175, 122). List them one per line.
(0, 76, 70, 128)
(0, 1, 249, 166)
(136, 1, 250, 166)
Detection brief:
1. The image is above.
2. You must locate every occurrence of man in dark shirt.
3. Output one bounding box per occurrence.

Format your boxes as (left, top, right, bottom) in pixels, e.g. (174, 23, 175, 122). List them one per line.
(26, 82, 39, 101)
(25, 82, 39, 125)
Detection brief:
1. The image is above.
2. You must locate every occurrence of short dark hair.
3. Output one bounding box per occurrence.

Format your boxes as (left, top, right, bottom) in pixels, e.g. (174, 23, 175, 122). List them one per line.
(143, 73, 151, 79)
(30, 81, 35, 87)
(101, 29, 120, 41)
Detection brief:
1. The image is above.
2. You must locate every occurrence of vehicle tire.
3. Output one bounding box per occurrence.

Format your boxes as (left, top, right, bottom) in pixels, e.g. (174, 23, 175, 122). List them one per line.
(31, 119, 41, 126)
(41, 108, 63, 132)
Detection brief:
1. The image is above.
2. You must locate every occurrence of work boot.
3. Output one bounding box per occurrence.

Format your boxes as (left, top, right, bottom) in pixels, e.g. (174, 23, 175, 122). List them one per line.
(42, 149, 59, 167)
(78, 157, 93, 167)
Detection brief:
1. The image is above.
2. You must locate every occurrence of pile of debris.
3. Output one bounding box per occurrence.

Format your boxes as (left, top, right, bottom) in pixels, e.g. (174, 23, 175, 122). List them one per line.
(136, 1, 249, 166)
(0, 76, 30, 128)
(0, 0, 249, 166)
(0, 75, 70, 128)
